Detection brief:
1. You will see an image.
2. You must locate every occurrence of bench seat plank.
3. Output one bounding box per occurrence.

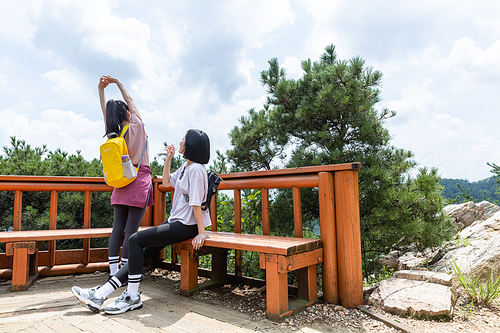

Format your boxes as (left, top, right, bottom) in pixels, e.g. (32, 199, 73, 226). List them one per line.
(194, 231, 321, 256)
(0, 226, 152, 243)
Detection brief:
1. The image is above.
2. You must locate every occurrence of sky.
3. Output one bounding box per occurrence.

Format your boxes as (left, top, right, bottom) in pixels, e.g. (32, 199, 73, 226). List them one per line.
(0, 0, 499, 181)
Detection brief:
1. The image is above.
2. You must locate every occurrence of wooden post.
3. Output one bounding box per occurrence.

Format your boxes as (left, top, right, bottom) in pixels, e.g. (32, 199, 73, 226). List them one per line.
(318, 172, 338, 304)
(180, 248, 199, 295)
(262, 254, 288, 318)
(293, 187, 302, 238)
(48, 191, 58, 267)
(153, 183, 166, 227)
(262, 188, 270, 235)
(13, 190, 22, 231)
(83, 191, 91, 265)
(234, 189, 242, 277)
(210, 192, 217, 231)
(334, 171, 363, 308)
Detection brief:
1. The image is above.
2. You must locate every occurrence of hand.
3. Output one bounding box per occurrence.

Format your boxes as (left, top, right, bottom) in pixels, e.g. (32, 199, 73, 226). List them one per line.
(98, 76, 109, 90)
(192, 233, 208, 250)
(105, 75, 118, 84)
(157, 144, 175, 161)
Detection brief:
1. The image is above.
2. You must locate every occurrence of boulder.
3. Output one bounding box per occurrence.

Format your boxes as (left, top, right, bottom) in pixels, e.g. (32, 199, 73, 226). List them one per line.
(369, 270, 455, 318)
(443, 201, 500, 230)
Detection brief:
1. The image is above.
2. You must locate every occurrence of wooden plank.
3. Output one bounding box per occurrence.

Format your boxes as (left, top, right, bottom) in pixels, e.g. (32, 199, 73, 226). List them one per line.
(318, 171, 339, 304)
(180, 232, 321, 255)
(335, 170, 363, 308)
(212, 163, 362, 180)
(276, 248, 323, 274)
(0, 226, 153, 242)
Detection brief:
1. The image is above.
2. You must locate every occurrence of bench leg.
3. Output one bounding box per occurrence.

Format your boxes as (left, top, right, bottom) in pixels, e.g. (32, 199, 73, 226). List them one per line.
(265, 260, 289, 319)
(180, 248, 199, 296)
(298, 265, 317, 301)
(211, 250, 227, 283)
(6, 242, 39, 291)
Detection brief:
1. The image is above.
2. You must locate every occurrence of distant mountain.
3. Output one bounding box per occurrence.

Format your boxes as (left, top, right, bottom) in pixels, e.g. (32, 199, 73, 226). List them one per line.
(439, 176, 500, 203)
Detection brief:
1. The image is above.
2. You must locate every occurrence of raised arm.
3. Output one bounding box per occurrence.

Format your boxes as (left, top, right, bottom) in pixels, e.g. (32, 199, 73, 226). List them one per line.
(161, 145, 176, 187)
(98, 76, 108, 121)
(105, 76, 141, 118)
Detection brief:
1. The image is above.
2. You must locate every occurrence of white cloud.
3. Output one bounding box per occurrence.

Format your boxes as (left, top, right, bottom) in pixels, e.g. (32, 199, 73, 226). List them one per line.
(0, 1, 37, 45)
(41, 69, 83, 95)
(0, 108, 103, 160)
(282, 57, 303, 80)
(225, 0, 296, 49)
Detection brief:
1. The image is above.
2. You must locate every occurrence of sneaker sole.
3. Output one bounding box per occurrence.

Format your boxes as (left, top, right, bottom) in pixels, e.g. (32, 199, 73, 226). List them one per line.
(103, 302, 143, 315)
(71, 289, 101, 313)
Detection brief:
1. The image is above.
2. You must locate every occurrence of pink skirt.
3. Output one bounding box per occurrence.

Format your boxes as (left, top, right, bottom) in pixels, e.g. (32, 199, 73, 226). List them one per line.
(110, 165, 154, 208)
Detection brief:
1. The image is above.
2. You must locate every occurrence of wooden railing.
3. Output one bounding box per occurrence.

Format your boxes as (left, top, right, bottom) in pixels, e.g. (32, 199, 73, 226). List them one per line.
(0, 163, 363, 308)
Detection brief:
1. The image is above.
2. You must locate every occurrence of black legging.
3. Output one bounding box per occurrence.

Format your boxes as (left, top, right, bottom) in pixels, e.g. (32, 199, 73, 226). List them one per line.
(114, 220, 198, 284)
(109, 205, 147, 259)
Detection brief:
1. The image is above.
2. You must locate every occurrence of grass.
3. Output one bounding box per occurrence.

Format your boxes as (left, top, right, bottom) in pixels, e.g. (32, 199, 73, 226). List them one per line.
(451, 257, 500, 306)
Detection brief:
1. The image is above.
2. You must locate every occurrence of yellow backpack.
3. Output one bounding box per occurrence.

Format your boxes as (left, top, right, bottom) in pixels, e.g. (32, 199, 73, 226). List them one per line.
(100, 125, 147, 188)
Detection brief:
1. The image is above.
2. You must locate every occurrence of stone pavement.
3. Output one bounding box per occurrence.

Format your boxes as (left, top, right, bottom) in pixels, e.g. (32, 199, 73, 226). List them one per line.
(0, 273, 329, 333)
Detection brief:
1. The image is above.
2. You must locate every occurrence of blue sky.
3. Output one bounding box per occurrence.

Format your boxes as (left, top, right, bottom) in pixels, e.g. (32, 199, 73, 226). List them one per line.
(1, 0, 499, 181)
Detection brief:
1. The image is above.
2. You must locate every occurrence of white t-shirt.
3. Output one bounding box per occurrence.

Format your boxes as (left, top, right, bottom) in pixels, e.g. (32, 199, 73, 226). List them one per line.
(168, 161, 211, 227)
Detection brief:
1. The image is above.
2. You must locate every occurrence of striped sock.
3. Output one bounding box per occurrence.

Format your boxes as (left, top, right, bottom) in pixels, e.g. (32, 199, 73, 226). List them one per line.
(94, 276, 122, 299)
(120, 257, 128, 268)
(109, 256, 120, 276)
(127, 274, 142, 299)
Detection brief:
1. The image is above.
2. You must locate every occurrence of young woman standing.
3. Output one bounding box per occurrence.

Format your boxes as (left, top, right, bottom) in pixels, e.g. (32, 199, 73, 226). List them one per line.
(98, 76, 153, 277)
(72, 129, 210, 314)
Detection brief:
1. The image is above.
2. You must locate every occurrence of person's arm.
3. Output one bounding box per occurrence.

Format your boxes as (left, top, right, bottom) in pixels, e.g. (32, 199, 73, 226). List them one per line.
(98, 76, 108, 121)
(105, 76, 141, 118)
(161, 145, 176, 187)
(191, 206, 208, 250)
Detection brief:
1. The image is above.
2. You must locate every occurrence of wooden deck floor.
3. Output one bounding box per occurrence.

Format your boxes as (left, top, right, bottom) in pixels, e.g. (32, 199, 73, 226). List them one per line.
(0, 273, 326, 333)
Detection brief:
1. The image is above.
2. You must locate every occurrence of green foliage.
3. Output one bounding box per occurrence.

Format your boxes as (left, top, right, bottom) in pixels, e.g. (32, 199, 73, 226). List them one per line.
(488, 162, 500, 197)
(363, 265, 395, 287)
(452, 258, 500, 305)
(439, 175, 500, 204)
(0, 137, 113, 251)
(225, 44, 456, 277)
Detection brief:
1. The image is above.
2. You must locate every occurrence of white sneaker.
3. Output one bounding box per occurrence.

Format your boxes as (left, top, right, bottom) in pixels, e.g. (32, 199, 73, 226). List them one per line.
(103, 289, 142, 315)
(71, 285, 106, 313)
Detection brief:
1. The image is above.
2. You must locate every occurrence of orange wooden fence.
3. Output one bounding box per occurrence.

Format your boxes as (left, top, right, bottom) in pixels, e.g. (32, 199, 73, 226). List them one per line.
(0, 163, 363, 308)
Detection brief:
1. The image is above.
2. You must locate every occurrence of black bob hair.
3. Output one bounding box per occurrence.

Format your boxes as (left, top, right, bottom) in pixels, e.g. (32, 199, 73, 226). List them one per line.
(105, 99, 129, 137)
(183, 129, 210, 164)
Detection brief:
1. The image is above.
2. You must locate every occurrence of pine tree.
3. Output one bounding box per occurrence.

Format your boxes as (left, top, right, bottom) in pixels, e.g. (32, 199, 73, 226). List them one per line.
(226, 45, 455, 275)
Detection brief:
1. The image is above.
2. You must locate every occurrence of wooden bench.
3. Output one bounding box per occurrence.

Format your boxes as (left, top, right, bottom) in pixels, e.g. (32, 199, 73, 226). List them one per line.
(179, 231, 323, 321)
(0, 227, 151, 291)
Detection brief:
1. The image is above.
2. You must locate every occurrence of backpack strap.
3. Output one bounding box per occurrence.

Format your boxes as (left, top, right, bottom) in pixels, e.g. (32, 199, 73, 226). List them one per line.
(120, 124, 130, 137)
(121, 124, 148, 167)
(137, 137, 148, 167)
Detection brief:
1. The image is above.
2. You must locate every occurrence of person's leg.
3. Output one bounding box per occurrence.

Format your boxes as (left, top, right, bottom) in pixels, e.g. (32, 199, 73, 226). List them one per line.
(73, 221, 198, 313)
(120, 205, 147, 267)
(125, 221, 198, 299)
(108, 205, 128, 275)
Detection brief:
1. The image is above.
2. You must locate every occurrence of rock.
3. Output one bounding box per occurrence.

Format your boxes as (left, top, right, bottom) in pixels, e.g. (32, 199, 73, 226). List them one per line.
(369, 270, 455, 318)
(443, 201, 500, 230)
(393, 270, 452, 286)
(432, 210, 500, 280)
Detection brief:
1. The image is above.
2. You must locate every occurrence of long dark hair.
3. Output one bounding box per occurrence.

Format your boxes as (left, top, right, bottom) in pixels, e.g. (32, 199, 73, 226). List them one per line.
(105, 99, 129, 137)
(183, 129, 210, 164)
